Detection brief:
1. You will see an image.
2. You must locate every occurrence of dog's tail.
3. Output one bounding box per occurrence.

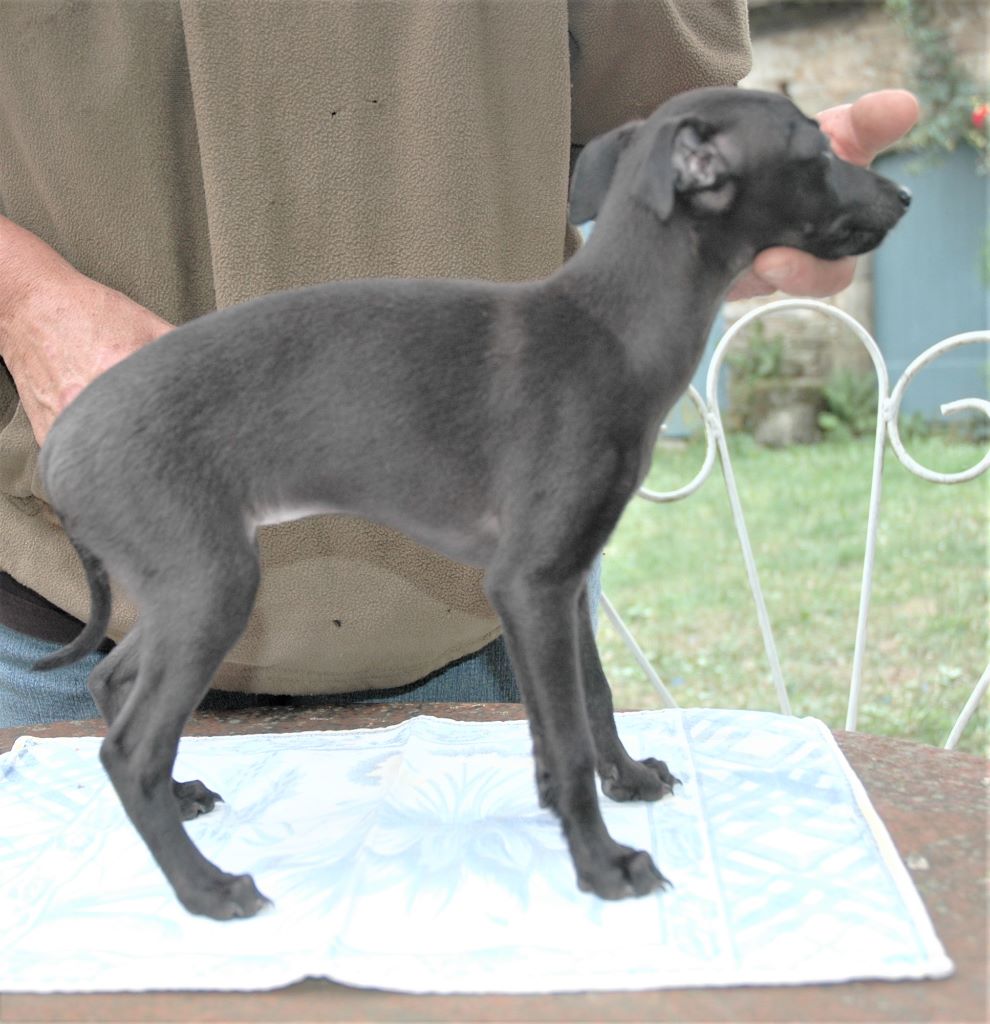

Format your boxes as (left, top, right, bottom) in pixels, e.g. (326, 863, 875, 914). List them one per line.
(33, 540, 112, 671)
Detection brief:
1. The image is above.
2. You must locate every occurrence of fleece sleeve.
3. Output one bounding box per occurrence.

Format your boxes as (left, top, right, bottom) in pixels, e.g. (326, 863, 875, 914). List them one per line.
(568, 0, 752, 144)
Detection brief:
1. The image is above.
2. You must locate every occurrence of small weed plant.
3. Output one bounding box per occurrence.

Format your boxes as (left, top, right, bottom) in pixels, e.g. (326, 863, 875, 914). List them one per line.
(819, 369, 879, 440)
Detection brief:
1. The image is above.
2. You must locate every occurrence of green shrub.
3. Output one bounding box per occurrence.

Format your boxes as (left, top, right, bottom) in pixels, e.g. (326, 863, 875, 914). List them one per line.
(819, 369, 879, 440)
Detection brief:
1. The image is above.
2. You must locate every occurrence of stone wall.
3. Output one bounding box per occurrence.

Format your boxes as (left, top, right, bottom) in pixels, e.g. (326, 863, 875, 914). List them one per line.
(745, 0, 987, 115)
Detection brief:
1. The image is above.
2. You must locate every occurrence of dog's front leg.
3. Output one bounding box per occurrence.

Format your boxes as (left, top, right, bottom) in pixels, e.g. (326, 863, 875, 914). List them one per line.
(577, 587, 680, 802)
(486, 567, 669, 899)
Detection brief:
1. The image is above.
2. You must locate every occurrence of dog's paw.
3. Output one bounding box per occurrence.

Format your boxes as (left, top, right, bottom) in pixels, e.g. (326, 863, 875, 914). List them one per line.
(173, 778, 224, 820)
(179, 872, 271, 920)
(577, 846, 671, 900)
(601, 757, 680, 803)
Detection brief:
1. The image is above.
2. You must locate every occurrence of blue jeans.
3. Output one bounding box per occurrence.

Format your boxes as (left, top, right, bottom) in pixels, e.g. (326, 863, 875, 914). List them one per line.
(0, 559, 601, 728)
(0, 621, 522, 727)
(0, 622, 107, 727)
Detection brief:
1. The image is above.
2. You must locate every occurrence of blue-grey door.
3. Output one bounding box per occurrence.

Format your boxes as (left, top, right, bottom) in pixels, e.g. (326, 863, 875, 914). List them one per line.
(873, 147, 989, 419)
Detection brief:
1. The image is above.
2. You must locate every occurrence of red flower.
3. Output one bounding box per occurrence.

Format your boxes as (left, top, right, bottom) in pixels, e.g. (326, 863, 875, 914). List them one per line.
(973, 103, 989, 130)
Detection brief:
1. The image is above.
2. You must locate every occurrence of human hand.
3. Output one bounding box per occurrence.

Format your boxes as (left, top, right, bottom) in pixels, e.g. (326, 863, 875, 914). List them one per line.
(0, 216, 172, 444)
(727, 89, 920, 301)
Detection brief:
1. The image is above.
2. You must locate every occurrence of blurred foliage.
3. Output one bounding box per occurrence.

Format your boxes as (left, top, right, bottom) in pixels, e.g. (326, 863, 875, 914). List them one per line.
(819, 369, 879, 440)
(726, 321, 786, 382)
(885, 0, 989, 171)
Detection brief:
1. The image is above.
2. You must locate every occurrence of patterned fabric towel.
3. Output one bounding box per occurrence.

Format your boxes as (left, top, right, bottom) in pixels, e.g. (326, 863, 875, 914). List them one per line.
(0, 709, 952, 993)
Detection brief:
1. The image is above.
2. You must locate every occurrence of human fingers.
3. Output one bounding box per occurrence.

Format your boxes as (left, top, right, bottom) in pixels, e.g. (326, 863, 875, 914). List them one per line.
(817, 89, 920, 166)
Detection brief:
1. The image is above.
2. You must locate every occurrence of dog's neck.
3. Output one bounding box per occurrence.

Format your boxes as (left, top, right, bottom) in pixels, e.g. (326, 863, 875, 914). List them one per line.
(552, 200, 753, 406)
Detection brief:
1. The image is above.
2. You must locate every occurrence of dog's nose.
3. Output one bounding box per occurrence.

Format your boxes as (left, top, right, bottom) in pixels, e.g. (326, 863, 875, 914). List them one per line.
(897, 185, 912, 208)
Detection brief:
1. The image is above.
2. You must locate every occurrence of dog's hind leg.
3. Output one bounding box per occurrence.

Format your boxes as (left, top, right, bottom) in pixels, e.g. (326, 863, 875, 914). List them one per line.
(87, 629, 140, 725)
(486, 561, 669, 899)
(88, 628, 223, 821)
(577, 587, 679, 802)
(98, 542, 268, 918)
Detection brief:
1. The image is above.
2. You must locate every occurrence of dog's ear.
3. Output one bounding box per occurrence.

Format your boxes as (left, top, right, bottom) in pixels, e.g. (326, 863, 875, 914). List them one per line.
(569, 121, 639, 225)
(788, 115, 828, 160)
(640, 118, 734, 221)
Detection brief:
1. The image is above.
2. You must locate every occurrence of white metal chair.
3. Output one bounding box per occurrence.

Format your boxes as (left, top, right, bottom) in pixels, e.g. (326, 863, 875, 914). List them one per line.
(602, 299, 988, 750)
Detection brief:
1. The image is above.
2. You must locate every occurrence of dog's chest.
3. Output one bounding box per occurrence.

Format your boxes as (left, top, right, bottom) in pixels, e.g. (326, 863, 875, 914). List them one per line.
(247, 503, 339, 531)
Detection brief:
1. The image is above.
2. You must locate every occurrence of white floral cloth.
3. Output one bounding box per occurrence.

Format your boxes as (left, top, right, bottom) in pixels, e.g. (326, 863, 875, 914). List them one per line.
(0, 709, 951, 993)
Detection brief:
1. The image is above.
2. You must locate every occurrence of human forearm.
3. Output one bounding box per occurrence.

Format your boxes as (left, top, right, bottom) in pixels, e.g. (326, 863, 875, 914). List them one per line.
(0, 215, 172, 444)
(0, 214, 63, 350)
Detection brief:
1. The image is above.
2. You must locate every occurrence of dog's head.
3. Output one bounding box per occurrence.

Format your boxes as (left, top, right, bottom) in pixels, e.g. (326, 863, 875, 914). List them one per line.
(569, 88, 910, 261)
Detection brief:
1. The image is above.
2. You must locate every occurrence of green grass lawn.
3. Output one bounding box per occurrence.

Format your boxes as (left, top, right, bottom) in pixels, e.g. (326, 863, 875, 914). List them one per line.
(597, 433, 989, 755)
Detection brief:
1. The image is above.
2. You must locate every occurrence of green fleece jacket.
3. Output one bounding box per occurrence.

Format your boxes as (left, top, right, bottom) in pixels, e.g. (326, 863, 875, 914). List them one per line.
(0, 0, 750, 693)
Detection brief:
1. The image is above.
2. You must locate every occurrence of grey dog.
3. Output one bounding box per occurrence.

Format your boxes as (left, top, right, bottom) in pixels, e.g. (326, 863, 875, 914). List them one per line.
(36, 88, 909, 919)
